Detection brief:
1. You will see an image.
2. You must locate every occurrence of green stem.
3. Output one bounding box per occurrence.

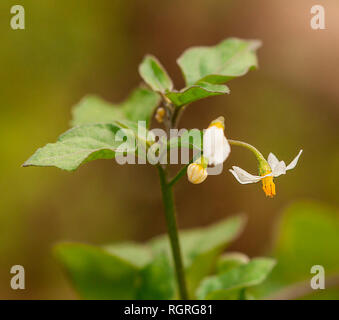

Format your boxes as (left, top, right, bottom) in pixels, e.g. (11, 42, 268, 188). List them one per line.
(168, 160, 194, 188)
(157, 165, 189, 299)
(228, 139, 268, 165)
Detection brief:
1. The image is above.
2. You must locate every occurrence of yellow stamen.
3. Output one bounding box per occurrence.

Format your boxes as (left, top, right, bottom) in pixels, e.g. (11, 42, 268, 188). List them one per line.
(261, 170, 276, 198)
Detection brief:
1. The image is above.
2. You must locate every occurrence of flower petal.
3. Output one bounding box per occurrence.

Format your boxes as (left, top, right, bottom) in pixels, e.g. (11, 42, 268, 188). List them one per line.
(203, 126, 229, 166)
(286, 149, 303, 171)
(203, 126, 215, 160)
(272, 161, 287, 177)
(222, 136, 231, 161)
(229, 166, 262, 184)
(267, 152, 279, 170)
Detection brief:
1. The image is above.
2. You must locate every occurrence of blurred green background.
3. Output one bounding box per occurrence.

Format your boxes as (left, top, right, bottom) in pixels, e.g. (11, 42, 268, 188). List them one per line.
(0, 0, 338, 299)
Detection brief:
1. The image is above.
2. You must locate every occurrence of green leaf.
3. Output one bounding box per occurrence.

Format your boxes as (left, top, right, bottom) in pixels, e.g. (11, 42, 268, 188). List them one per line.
(71, 88, 160, 127)
(123, 88, 161, 124)
(254, 201, 339, 299)
(54, 243, 140, 299)
(139, 55, 173, 93)
(105, 242, 175, 299)
(71, 95, 125, 126)
(165, 82, 229, 108)
(55, 242, 175, 300)
(217, 252, 250, 274)
(23, 123, 137, 171)
(150, 215, 246, 297)
(136, 252, 175, 300)
(54, 217, 246, 300)
(104, 242, 153, 268)
(196, 258, 276, 300)
(177, 38, 261, 86)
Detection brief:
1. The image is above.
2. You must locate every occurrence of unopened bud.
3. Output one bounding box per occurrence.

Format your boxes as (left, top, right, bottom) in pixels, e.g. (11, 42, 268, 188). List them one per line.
(155, 107, 166, 123)
(187, 162, 208, 184)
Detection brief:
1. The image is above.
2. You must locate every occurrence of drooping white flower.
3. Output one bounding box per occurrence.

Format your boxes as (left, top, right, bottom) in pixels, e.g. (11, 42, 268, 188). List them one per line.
(229, 150, 303, 197)
(203, 117, 231, 166)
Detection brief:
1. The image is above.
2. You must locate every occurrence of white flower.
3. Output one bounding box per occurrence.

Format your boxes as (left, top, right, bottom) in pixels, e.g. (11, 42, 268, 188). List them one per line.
(229, 150, 303, 197)
(267, 149, 303, 177)
(203, 117, 231, 166)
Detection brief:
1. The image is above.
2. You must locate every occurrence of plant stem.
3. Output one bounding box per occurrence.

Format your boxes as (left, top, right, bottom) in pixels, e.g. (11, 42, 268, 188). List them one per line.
(168, 161, 192, 188)
(228, 139, 267, 164)
(157, 165, 189, 300)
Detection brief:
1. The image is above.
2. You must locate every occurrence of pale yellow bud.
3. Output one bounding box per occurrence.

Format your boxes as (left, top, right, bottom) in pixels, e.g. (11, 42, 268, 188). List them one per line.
(187, 163, 208, 184)
(155, 107, 166, 123)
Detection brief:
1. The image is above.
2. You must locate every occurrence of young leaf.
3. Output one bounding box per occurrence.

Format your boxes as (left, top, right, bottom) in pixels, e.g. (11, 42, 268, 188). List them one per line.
(122, 88, 161, 124)
(71, 88, 160, 127)
(217, 252, 250, 274)
(177, 38, 261, 86)
(139, 55, 173, 93)
(165, 82, 229, 108)
(196, 258, 276, 300)
(150, 215, 246, 297)
(23, 123, 137, 171)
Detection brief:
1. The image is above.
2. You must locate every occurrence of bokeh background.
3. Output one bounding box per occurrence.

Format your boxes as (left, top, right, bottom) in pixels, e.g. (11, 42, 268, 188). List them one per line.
(0, 0, 338, 299)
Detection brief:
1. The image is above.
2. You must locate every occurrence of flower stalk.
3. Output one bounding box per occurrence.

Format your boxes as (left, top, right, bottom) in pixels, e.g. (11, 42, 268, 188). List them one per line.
(168, 162, 192, 188)
(228, 139, 269, 169)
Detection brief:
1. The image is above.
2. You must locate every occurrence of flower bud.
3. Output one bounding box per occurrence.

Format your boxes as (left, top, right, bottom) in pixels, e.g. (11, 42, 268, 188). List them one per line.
(155, 107, 166, 123)
(187, 162, 208, 184)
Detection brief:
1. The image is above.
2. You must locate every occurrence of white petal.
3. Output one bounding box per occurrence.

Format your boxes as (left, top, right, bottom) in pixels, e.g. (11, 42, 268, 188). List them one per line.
(229, 169, 244, 184)
(222, 136, 231, 161)
(203, 127, 229, 166)
(272, 161, 287, 177)
(203, 127, 215, 160)
(268, 152, 279, 170)
(229, 166, 262, 184)
(286, 149, 303, 171)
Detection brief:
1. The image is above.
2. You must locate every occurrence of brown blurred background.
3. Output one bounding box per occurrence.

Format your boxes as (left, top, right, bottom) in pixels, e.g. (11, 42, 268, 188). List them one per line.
(0, 0, 338, 299)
